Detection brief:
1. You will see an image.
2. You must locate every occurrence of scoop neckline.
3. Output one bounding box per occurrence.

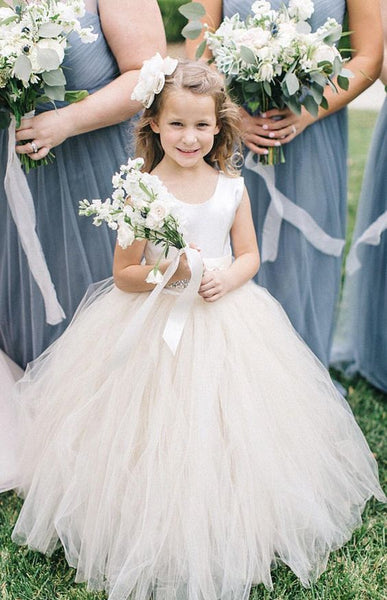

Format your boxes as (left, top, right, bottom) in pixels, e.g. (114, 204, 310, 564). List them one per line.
(172, 172, 223, 207)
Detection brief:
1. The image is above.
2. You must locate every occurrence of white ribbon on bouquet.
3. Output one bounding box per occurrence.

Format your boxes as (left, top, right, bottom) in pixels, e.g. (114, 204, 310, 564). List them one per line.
(244, 151, 345, 263)
(4, 114, 65, 325)
(112, 246, 203, 365)
(345, 210, 387, 275)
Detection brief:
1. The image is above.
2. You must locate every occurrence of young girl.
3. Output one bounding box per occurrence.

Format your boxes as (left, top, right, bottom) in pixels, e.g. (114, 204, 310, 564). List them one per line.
(6, 58, 384, 600)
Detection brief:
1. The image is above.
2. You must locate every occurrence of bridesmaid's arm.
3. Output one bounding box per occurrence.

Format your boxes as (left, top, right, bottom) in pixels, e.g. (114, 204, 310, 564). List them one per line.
(380, 0, 387, 85)
(15, 0, 166, 160)
(185, 0, 222, 60)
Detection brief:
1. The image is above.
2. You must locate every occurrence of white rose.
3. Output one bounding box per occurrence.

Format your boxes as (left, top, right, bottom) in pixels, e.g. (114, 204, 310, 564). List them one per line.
(251, 1, 272, 16)
(117, 221, 135, 249)
(313, 44, 340, 65)
(288, 0, 314, 22)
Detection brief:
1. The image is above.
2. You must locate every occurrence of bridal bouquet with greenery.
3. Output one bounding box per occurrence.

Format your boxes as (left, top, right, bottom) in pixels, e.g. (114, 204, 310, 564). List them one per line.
(0, 0, 97, 171)
(180, 0, 352, 165)
(79, 157, 187, 284)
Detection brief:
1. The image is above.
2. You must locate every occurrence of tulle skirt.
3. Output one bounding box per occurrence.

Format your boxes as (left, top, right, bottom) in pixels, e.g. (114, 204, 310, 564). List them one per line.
(10, 280, 385, 599)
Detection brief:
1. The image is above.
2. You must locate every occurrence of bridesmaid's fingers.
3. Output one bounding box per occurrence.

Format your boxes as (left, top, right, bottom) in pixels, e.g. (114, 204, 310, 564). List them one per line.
(15, 140, 41, 155)
(15, 128, 35, 142)
(15, 143, 50, 160)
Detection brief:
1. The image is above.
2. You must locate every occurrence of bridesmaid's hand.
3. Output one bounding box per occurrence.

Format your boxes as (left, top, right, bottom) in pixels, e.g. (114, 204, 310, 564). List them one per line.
(239, 106, 316, 155)
(15, 110, 74, 161)
(199, 270, 230, 302)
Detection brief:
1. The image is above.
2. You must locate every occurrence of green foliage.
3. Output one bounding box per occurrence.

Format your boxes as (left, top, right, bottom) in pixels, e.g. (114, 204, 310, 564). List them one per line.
(158, 0, 188, 42)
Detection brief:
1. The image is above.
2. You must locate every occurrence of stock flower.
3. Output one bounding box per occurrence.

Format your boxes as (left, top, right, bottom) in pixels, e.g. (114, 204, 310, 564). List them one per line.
(117, 220, 135, 249)
(80, 158, 186, 282)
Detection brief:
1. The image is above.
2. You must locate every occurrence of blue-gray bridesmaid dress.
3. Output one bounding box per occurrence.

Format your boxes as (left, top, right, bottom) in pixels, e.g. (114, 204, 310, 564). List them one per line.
(0, 3, 136, 368)
(223, 0, 347, 365)
(332, 97, 387, 392)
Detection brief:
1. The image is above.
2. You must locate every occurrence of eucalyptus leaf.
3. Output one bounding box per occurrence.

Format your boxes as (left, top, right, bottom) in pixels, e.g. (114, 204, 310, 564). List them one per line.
(240, 45, 256, 65)
(44, 84, 66, 101)
(340, 68, 354, 79)
(42, 68, 66, 86)
(181, 20, 203, 40)
(333, 56, 342, 76)
(244, 81, 260, 93)
(310, 83, 323, 104)
(310, 71, 327, 87)
(195, 39, 207, 59)
(178, 2, 206, 19)
(302, 94, 319, 117)
(286, 96, 301, 115)
(0, 15, 19, 26)
(337, 75, 349, 91)
(284, 72, 299, 96)
(65, 90, 89, 103)
(263, 80, 272, 97)
(320, 96, 329, 110)
(38, 22, 63, 38)
(13, 54, 32, 83)
(37, 47, 61, 71)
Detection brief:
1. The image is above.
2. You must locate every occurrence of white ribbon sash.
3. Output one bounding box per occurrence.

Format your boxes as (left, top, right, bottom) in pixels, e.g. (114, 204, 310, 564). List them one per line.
(345, 210, 387, 275)
(4, 115, 65, 325)
(244, 151, 345, 263)
(112, 247, 203, 365)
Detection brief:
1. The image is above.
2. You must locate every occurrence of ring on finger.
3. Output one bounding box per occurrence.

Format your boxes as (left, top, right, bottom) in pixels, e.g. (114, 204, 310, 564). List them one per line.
(291, 125, 296, 135)
(30, 141, 38, 153)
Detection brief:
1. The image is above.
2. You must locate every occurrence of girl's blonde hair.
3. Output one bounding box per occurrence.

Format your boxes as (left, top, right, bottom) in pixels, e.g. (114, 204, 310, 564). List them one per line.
(135, 59, 241, 175)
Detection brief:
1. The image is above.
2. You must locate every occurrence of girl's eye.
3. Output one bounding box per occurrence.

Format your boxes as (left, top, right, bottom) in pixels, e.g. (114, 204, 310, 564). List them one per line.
(197, 122, 209, 128)
(170, 121, 183, 127)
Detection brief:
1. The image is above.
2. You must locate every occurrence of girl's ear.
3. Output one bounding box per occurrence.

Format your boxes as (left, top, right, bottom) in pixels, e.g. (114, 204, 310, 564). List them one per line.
(215, 122, 221, 135)
(150, 119, 160, 134)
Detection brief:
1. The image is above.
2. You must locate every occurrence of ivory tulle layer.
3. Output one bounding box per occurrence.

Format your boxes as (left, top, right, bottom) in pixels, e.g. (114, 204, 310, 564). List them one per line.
(10, 281, 385, 599)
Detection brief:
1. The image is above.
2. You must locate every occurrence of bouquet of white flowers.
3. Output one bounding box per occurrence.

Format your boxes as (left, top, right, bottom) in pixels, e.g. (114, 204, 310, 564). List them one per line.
(79, 157, 187, 284)
(181, 0, 352, 165)
(0, 0, 97, 171)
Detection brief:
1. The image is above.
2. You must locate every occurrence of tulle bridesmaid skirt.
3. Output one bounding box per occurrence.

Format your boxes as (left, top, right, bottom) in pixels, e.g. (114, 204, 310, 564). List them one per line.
(10, 281, 385, 599)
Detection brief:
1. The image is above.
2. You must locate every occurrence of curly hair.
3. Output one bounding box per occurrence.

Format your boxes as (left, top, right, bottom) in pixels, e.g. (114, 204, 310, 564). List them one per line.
(135, 59, 242, 175)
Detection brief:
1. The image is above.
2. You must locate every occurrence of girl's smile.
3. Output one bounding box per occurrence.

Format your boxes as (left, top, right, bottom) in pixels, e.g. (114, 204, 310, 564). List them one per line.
(150, 89, 220, 169)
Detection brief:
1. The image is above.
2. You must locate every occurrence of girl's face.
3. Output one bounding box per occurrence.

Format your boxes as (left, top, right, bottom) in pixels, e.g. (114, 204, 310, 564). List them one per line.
(150, 89, 220, 170)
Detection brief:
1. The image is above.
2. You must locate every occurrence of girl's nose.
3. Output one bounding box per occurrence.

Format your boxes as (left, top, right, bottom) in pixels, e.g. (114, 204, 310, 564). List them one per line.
(182, 130, 197, 145)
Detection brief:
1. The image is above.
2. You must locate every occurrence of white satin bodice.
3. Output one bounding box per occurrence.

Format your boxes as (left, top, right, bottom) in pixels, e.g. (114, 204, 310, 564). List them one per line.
(144, 173, 244, 267)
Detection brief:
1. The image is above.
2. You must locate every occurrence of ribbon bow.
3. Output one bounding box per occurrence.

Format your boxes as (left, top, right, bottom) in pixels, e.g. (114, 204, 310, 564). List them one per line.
(112, 247, 203, 365)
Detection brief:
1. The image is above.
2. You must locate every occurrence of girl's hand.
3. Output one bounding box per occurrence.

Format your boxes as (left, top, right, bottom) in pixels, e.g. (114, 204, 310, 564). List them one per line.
(239, 106, 316, 155)
(199, 269, 230, 302)
(15, 110, 74, 161)
(169, 244, 201, 283)
(173, 252, 192, 282)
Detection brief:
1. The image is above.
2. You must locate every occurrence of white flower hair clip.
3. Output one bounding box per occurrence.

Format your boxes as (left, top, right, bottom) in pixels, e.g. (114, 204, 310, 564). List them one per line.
(131, 53, 179, 109)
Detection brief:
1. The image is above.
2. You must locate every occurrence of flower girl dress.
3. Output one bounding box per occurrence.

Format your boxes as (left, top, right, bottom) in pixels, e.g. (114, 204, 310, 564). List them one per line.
(8, 174, 384, 600)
